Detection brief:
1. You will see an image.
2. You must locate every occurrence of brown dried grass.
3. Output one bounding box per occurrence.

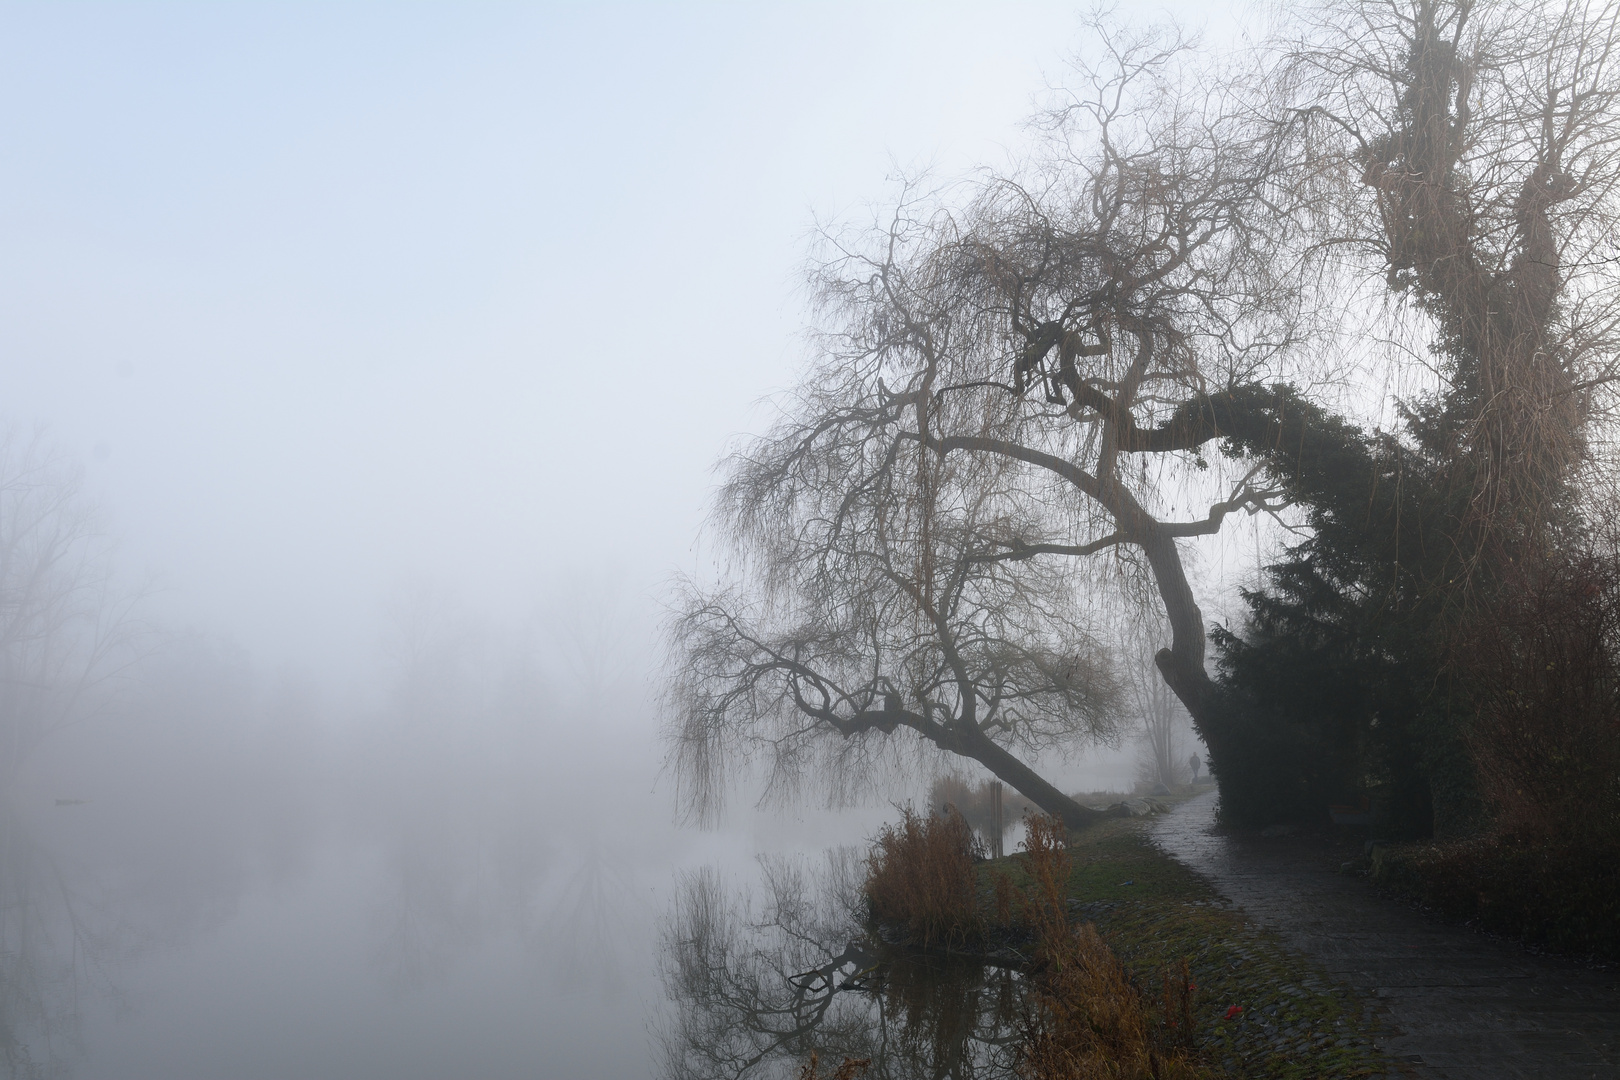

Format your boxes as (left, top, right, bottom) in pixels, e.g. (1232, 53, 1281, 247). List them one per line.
(1016, 813, 1205, 1080)
(796, 1051, 871, 1079)
(864, 805, 981, 948)
(863, 808, 1208, 1073)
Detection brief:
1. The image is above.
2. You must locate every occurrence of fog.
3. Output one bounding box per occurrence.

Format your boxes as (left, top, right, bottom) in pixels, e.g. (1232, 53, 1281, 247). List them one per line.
(0, 4, 1229, 1077)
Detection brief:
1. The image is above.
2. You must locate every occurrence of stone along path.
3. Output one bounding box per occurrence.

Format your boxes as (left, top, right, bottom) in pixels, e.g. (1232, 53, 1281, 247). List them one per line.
(1152, 791, 1620, 1079)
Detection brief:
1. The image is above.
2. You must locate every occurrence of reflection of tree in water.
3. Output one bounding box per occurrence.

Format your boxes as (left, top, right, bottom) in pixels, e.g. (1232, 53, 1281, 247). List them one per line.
(0, 810, 129, 1080)
(363, 795, 653, 997)
(657, 850, 1023, 1080)
(877, 954, 1020, 1080)
(367, 828, 483, 993)
(365, 579, 660, 998)
(537, 841, 638, 993)
(0, 427, 151, 1079)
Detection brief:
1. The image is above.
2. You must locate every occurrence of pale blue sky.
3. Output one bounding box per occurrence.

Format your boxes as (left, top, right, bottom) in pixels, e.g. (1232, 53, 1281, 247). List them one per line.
(0, 1, 1239, 677)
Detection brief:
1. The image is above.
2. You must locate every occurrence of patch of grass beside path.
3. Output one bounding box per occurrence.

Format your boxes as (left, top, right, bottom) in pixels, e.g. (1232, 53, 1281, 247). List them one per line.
(982, 813, 1396, 1079)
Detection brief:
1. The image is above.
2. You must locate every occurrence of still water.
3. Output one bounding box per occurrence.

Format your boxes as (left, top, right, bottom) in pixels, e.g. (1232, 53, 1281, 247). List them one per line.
(659, 850, 1031, 1080)
(2, 671, 1040, 1080)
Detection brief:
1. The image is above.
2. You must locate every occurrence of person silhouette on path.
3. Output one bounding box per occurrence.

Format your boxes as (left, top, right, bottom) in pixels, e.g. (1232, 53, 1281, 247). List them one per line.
(1188, 752, 1201, 781)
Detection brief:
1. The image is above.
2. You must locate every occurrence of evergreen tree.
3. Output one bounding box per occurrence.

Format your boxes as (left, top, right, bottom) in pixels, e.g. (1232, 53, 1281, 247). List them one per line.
(1210, 0, 1620, 832)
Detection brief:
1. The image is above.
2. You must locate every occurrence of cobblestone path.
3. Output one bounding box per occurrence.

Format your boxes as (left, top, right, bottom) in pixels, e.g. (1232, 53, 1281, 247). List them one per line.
(1153, 791, 1620, 1079)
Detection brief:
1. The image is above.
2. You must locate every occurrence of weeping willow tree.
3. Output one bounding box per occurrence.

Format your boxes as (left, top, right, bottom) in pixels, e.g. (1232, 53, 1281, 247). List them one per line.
(663, 26, 1326, 829)
(667, 415, 1124, 829)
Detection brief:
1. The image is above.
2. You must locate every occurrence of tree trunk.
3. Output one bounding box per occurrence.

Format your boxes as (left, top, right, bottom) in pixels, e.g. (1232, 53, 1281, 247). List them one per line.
(942, 721, 1107, 831)
(1135, 518, 1290, 825)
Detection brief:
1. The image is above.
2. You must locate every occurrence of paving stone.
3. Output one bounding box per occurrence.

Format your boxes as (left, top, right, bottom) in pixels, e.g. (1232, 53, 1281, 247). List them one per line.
(1153, 792, 1620, 1080)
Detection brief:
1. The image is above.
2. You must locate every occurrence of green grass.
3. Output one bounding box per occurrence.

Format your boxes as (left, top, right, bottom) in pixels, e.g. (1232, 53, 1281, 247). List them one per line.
(980, 815, 1393, 1079)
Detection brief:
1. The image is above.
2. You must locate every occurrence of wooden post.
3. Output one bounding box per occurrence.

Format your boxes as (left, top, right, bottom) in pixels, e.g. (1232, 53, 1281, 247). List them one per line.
(991, 780, 1004, 858)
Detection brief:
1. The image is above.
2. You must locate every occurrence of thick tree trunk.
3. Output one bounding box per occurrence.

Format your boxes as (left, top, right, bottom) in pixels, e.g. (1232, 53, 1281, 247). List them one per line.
(1137, 525, 1225, 760)
(941, 721, 1106, 831)
(1141, 518, 1322, 826)
(1135, 517, 1289, 825)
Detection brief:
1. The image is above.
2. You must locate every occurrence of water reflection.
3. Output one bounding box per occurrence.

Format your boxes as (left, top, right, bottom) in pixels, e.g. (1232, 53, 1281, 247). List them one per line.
(0, 640, 305, 1080)
(1, 807, 93, 1080)
(0, 799, 183, 1080)
(1, 617, 677, 1080)
(658, 850, 1026, 1080)
(3, 584, 929, 1078)
(368, 830, 486, 993)
(541, 844, 641, 992)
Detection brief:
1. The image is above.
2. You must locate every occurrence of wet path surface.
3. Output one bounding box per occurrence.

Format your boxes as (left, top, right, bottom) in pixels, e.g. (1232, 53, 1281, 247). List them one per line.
(1153, 792, 1620, 1079)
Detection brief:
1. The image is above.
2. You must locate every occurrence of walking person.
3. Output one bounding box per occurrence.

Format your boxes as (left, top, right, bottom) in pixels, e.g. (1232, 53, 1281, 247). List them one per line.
(1188, 752, 1201, 782)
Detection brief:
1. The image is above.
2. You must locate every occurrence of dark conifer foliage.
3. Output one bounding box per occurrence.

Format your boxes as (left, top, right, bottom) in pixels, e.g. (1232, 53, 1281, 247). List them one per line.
(1214, 0, 1620, 831)
(1212, 390, 1481, 833)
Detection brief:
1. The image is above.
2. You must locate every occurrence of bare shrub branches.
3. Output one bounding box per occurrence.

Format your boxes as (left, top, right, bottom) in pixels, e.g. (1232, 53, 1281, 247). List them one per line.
(0, 424, 150, 776)
(863, 807, 981, 949)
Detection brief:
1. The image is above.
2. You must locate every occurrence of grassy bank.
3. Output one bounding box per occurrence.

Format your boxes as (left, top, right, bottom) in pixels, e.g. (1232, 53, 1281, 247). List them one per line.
(978, 813, 1393, 1079)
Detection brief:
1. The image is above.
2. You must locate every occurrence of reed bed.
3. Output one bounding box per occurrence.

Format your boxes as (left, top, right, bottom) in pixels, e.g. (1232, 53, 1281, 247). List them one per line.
(864, 805, 982, 948)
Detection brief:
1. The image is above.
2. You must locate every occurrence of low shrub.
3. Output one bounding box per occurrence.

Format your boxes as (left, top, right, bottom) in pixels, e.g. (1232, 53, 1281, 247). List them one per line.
(1373, 833, 1620, 958)
(1455, 550, 1620, 850)
(1385, 546, 1620, 958)
(860, 808, 1385, 1077)
(797, 1051, 870, 1079)
(864, 805, 981, 948)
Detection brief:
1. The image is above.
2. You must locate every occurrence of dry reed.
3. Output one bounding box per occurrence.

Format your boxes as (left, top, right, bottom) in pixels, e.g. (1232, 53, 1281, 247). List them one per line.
(864, 805, 981, 948)
(796, 1051, 871, 1079)
(1015, 813, 1204, 1080)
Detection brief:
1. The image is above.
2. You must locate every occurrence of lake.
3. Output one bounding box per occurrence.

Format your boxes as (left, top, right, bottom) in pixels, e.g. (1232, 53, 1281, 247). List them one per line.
(4, 714, 1071, 1078)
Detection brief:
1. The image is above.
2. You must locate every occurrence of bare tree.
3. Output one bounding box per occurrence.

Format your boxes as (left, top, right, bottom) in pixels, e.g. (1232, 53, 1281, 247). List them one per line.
(0, 426, 147, 780)
(666, 25, 1316, 826)
(1122, 630, 1190, 793)
(1276, 0, 1620, 563)
(668, 439, 1121, 829)
(1195, 0, 1620, 828)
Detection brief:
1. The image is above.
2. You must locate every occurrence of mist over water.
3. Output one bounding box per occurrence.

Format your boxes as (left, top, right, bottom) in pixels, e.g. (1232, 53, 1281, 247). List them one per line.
(6, 606, 920, 1079)
(2, 582, 1128, 1078)
(3, 616, 1136, 1078)
(0, 4, 1225, 1077)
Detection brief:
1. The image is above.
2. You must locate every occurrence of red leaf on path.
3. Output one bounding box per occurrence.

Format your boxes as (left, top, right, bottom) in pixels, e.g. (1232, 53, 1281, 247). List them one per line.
(1225, 1005, 1243, 1019)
